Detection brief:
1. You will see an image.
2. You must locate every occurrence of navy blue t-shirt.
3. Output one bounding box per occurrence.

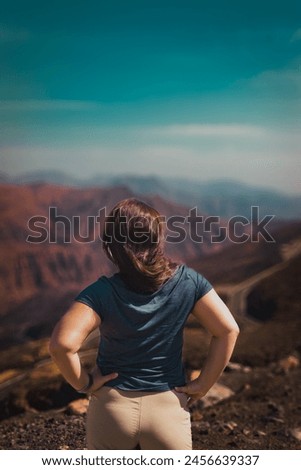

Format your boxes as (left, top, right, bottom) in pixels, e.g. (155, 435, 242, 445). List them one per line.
(75, 264, 212, 391)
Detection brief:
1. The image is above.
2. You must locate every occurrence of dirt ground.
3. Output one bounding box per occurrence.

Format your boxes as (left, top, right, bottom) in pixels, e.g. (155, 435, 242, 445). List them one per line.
(0, 361, 300, 450)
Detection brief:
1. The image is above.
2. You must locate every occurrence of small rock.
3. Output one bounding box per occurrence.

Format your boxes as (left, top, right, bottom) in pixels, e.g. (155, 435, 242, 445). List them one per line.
(278, 355, 299, 373)
(191, 409, 203, 421)
(67, 399, 89, 415)
(255, 430, 267, 437)
(199, 383, 235, 408)
(189, 370, 234, 410)
(290, 428, 301, 441)
(189, 370, 201, 381)
(226, 362, 252, 373)
(267, 417, 285, 424)
(224, 421, 238, 431)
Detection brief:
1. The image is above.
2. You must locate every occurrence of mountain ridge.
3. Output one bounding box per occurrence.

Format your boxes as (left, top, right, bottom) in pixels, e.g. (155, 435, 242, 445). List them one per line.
(1, 171, 300, 219)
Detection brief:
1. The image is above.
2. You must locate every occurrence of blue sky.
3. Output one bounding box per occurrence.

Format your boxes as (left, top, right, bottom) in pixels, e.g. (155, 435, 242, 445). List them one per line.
(0, 0, 300, 193)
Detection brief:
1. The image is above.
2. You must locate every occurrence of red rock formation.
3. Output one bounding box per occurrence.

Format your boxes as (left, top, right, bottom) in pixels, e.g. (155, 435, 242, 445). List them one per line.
(0, 182, 222, 347)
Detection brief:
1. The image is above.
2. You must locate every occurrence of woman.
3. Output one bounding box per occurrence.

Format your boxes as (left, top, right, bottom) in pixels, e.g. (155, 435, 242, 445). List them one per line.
(49, 198, 239, 450)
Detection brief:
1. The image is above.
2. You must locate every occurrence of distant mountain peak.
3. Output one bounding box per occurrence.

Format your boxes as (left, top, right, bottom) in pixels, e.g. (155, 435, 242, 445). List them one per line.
(1, 171, 300, 219)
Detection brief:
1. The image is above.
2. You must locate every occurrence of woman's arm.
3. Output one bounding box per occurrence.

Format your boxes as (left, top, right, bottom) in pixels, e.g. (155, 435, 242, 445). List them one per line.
(49, 301, 117, 392)
(175, 289, 239, 402)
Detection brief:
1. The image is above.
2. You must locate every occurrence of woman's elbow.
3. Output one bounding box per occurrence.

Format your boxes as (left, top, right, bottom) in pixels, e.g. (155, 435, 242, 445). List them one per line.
(231, 321, 240, 337)
(49, 338, 62, 358)
(220, 321, 240, 339)
(48, 336, 73, 357)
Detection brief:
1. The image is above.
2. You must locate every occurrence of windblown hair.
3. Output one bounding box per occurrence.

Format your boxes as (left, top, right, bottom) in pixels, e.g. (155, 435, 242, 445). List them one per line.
(102, 198, 178, 293)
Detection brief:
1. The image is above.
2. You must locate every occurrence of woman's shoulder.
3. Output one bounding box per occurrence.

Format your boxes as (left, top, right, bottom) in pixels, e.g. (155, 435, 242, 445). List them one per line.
(180, 264, 204, 280)
(76, 273, 117, 297)
(179, 265, 213, 297)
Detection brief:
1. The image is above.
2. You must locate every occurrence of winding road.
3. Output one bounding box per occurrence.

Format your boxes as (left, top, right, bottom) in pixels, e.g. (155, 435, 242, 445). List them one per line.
(216, 237, 301, 317)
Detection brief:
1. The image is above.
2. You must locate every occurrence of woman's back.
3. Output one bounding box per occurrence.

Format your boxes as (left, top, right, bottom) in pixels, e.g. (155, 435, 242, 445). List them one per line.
(76, 264, 212, 390)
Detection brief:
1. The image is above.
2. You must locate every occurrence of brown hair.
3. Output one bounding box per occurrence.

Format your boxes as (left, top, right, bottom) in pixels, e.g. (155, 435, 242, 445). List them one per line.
(102, 198, 178, 293)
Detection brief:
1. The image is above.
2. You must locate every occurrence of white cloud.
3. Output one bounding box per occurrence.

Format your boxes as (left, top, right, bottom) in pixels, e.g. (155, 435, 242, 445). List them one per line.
(250, 68, 301, 95)
(0, 99, 103, 112)
(151, 124, 267, 138)
(237, 58, 301, 102)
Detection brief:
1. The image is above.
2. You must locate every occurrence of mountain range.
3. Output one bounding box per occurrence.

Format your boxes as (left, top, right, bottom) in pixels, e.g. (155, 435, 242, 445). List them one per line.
(1, 170, 300, 219)
(0, 181, 230, 348)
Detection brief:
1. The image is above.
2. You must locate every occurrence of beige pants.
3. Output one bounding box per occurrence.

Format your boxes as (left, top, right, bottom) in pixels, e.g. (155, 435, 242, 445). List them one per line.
(86, 386, 192, 450)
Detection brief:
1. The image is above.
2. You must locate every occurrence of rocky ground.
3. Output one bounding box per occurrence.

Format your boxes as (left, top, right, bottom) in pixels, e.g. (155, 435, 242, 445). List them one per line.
(0, 356, 300, 450)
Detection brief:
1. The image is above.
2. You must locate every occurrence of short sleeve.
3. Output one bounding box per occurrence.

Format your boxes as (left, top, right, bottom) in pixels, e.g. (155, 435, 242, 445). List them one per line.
(75, 279, 103, 319)
(195, 272, 213, 301)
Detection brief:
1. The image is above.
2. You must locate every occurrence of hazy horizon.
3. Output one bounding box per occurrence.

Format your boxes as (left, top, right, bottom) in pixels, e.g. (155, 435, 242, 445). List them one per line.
(2, 168, 301, 199)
